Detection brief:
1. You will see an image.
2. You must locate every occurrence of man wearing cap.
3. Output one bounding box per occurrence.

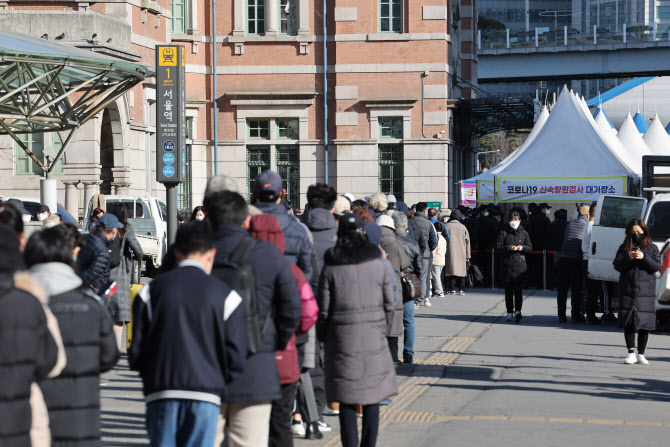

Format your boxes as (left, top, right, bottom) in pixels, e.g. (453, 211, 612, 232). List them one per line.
(77, 214, 123, 293)
(37, 204, 51, 222)
(556, 206, 590, 323)
(252, 170, 314, 283)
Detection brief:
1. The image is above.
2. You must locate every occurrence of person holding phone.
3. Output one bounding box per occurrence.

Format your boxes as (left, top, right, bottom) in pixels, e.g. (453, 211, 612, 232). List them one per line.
(496, 210, 532, 322)
(613, 218, 661, 365)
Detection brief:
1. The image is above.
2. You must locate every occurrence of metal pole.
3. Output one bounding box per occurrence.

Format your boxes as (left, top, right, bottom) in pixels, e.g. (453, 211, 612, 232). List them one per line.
(593, 24, 597, 44)
(543, 250, 547, 290)
(506, 28, 510, 48)
(623, 23, 627, 43)
(212, 0, 218, 175)
(323, 0, 328, 184)
(491, 249, 495, 289)
(564, 25, 568, 45)
(535, 27, 539, 47)
(166, 184, 178, 246)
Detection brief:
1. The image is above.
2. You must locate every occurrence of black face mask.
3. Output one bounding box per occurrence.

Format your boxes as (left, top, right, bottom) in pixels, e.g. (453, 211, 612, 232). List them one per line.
(632, 233, 645, 246)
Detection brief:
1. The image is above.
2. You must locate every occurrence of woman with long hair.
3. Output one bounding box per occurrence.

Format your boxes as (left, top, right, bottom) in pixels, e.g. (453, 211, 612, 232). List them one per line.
(106, 202, 143, 350)
(190, 206, 205, 221)
(317, 213, 397, 447)
(613, 218, 661, 365)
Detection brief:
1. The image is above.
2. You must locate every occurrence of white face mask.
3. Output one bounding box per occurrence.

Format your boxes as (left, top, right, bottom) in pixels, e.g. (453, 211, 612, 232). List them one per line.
(545, 209, 551, 215)
(196, 215, 205, 221)
(37, 213, 47, 221)
(509, 220, 520, 230)
(483, 212, 489, 217)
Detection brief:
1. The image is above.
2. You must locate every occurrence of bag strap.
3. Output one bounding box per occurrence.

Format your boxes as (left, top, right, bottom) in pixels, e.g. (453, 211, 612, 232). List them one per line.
(229, 237, 258, 265)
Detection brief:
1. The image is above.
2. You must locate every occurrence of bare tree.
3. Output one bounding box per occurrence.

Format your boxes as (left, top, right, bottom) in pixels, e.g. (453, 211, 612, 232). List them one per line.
(478, 131, 527, 171)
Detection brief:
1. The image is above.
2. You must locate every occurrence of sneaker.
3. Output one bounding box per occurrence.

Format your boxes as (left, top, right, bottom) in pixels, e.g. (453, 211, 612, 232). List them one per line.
(637, 354, 649, 365)
(414, 303, 423, 310)
(292, 421, 305, 437)
(316, 420, 332, 432)
(446, 290, 456, 295)
(100, 377, 110, 386)
(434, 292, 445, 298)
(515, 311, 523, 323)
(424, 298, 432, 307)
(624, 353, 638, 364)
(380, 398, 392, 405)
(507, 313, 513, 321)
(323, 406, 339, 416)
(403, 353, 413, 364)
(558, 316, 568, 324)
(459, 290, 465, 296)
(305, 422, 323, 440)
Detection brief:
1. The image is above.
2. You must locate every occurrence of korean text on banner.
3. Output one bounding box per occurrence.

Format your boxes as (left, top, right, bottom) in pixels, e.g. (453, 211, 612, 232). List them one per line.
(460, 182, 477, 206)
(498, 177, 626, 202)
(477, 181, 494, 202)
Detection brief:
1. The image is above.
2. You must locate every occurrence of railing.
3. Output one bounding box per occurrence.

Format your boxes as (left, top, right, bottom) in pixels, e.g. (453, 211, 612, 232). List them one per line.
(478, 23, 670, 51)
(471, 249, 557, 290)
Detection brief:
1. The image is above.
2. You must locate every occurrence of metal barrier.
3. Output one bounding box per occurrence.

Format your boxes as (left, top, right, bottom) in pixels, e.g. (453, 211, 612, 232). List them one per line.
(471, 249, 557, 290)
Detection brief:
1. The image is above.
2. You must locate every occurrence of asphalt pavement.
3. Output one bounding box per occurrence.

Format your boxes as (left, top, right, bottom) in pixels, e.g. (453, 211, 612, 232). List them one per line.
(101, 287, 670, 446)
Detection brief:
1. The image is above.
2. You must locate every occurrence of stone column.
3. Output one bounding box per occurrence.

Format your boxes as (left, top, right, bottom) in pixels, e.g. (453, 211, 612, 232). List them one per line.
(83, 181, 102, 212)
(62, 181, 80, 220)
(112, 182, 132, 195)
(233, 0, 245, 35)
(267, 0, 278, 35)
(188, 0, 199, 34)
(298, 0, 309, 34)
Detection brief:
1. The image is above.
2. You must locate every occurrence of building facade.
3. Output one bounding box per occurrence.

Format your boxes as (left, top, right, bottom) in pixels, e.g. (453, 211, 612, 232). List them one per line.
(0, 0, 477, 217)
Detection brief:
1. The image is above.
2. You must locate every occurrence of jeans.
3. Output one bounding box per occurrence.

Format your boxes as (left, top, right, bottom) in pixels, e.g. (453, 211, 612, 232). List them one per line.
(402, 299, 415, 357)
(146, 399, 219, 447)
(557, 257, 582, 318)
(431, 265, 444, 295)
(505, 282, 523, 313)
(418, 257, 431, 303)
(269, 382, 297, 447)
(339, 404, 380, 447)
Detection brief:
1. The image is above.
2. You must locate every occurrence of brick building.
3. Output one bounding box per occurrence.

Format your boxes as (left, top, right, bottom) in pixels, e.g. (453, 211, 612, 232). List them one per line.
(0, 0, 477, 217)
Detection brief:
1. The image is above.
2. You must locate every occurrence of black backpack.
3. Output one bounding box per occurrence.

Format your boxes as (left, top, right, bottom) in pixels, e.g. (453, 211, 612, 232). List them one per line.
(211, 237, 269, 357)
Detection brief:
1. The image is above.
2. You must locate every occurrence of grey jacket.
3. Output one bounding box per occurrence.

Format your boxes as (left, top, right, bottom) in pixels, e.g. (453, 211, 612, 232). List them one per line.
(560, 217, 587, 260)
(396, 230, 423, 279)
(380, 227, 409, 337)
(414, 213, 438, 257)
(317, 241, 398, 405)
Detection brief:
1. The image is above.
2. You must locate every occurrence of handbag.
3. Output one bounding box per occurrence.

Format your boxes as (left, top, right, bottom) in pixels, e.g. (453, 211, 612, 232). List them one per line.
(401, 272, 422, 300)
(467, 261, 484, 287)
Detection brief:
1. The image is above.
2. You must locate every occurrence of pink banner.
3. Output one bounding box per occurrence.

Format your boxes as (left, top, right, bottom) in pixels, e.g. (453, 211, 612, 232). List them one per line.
(460, 182, 477, 206)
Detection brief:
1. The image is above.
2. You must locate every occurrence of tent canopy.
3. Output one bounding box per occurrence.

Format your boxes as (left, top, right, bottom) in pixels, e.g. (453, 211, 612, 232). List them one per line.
(633, 111, 650, 134)
(619, 113, 654, 157)
(594, 106, 615, 130)
(643, 114, 670, 155)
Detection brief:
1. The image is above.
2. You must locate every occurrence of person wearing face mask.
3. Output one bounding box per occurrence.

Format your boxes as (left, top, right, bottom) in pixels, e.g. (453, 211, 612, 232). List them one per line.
(77, 213, 123, 294)
(613, 218, 660, 365)
(36, 205, 51, 222)
(191, 206, 206, 221)
(496, 211, 532, 322)
(556, 205, 589, 323)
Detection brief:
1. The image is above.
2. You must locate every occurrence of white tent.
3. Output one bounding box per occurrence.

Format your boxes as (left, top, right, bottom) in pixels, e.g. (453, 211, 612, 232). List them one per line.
(471, 106, 550, 201)
(618, 113, 654, 158)
(593, 108, 641, 174)
(643, 114, 670, 155)
(491, 88, 638, 203)
(593, 106, 617, 136)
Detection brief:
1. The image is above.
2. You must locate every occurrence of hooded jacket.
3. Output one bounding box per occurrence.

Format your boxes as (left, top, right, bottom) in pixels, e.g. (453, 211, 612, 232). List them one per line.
(254, 202, 314, 283)
(77, 229, 110, 292)
(30, 262, 119, 447)
(302, 208, 338, 291)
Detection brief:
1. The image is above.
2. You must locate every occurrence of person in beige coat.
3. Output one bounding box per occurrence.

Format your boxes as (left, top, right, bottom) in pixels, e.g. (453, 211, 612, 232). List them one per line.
(431, 222, 447, 297)
(444, 210, 471, 295)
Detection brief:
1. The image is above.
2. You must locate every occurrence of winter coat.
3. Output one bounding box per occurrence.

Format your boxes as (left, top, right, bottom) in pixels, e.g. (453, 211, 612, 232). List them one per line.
(255, 202, 314, 283)
(380, 227, 409, 337)
(478, 216, 499, 251)
(550, 220, 568, 252)
(317, 241, 398, 405)
(396, 230, 424, 282)
(496, 225, 533, 284)
(394, 202, 415, 240)
(77, 229, 110, 293)
(444, 220, 471, 277)
(529, 213, 552, 251)
(432, 234, 447, 267)
(560, 217, 587, 260)
(613, 242, 661, 331)
(414, 213, 438, 257)
(303, 208, 338, 291)
(464, 217, 480, 250)
(0, 271, 59, 447)
(212, 223, 301, 403)
(30, 262, 119, 446)
(109, 226, 143, 322)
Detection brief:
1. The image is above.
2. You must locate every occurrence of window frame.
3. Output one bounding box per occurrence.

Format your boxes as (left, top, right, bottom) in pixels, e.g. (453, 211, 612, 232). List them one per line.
(247, 118, 271, 140)
(279, 0, 299, 36)
(276, 118, 299, 139)
(171, 0, 187, 34)
(246, 145, 271, 202)
(379, 0, 403, 34)
(246, 0, 267, 36)
(14, 133, 63, 177)
(378, 116, 404, 139)
(378, 143, 404, 202)
(276, 144, 300, 208)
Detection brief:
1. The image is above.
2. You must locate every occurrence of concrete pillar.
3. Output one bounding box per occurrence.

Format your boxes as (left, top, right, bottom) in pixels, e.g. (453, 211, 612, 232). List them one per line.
(298, 0, 309, 34)
(112, 182, 131, 195)
(40, 179, 57, 217)
(233, 0, 245, 35)
(267, 0, 278, 35)
(63, 181, 79, 219)
(83, 181, 102, 212)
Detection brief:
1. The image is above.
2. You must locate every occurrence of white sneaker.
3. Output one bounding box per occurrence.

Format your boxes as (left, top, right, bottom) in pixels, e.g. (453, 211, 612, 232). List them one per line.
(291, 421, 305, 437)
(507, 313, 513, 321)
(322, 406, 339, 416)
(624, 353, 638, 364)
(424, 298, 432, 307)
(316, 420, 332, 432)
(637, 354, 649, 365)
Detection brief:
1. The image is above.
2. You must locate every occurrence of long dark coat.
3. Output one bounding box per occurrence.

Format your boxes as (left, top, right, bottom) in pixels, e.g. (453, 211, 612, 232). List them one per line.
(496, 225, 532, 284)
(317, 241, 398, 406)
(613, 242, 661, 331)
(380, 226, 410, 337)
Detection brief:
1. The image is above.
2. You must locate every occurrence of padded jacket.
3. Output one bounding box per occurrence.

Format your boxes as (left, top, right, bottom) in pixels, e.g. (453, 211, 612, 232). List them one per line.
(614, 243, 661, 331)
(496, 226, 533, 284)
(413, 213, 438, 257)
(302, 208, 338, 292)
(77, 230, 110, 292)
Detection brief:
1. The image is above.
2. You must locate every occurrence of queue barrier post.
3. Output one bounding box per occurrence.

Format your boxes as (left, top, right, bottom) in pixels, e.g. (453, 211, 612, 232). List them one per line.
(543, 250, 547, 291)
(491, 248, 495, 290)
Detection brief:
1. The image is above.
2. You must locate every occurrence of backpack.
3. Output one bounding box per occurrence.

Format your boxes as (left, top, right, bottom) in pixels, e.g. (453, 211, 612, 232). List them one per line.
(211, 237, 269, 357)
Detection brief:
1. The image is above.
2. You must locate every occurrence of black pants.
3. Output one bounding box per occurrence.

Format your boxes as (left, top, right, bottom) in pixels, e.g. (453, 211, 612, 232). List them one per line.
(582, 260, 603, 317)
(387, 337, 399, 362)
(447, 276, 465, 292)
(478, 252, 493, 287)
(339, 404, 380, 447)
(505, 282, 523, 313)
(557, 258, 582, 318)
(624, 326, 650, 354)
(269, 382, 297, 447)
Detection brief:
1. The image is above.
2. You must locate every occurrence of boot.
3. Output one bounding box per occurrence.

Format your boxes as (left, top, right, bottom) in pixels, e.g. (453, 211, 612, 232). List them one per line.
(403, 353, 413, 364)
(305, 422, 323, 440)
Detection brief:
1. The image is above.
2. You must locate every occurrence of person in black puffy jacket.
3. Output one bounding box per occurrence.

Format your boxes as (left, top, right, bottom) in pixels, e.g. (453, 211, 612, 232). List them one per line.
(496, 210, 532, 323)
(26, 225, 119, 446)
(77, 213, 123, 293)
(0, 224, 59, 447)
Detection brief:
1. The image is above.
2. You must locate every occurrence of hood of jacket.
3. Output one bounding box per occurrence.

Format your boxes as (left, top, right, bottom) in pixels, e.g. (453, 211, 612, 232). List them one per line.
(29, 262, 83, 297)
(303, 207, 337, 232)
(254, 202, 294, 230)
(380, 226, 397, 243)
(248, 215, 286, 255)
(395, 202, 409, 216)
(324, 240, 381, 266)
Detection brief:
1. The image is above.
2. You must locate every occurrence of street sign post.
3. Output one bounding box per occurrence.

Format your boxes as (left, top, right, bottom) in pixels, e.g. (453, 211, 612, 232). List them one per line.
(156, 45, 186, 246)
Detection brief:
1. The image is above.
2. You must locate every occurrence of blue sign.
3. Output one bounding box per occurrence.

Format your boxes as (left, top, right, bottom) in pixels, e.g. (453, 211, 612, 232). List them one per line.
(163, 165, 175, 177)
(163, 153, 175, 164)
(163, 140, 175, 152)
